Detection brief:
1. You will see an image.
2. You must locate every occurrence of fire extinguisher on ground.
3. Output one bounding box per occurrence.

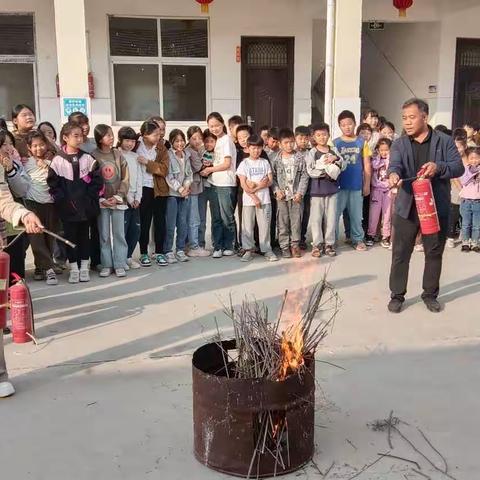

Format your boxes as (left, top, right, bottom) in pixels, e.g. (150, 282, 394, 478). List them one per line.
(412, 167, 441, 235)
(0, 249, 35, 344)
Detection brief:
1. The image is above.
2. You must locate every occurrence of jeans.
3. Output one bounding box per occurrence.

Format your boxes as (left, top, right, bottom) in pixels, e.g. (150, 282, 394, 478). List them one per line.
(187, 195, 201, 250)
(460, 199, 480, 245)
(210, 185, 237, 251)
(198, 188, 212, 248)
(336, 189, 364, 244)
(165, 196, 189, 253)
(389, 211, 448, 301)
(124, 207, 141, 258)
(98, 208, 128, 269)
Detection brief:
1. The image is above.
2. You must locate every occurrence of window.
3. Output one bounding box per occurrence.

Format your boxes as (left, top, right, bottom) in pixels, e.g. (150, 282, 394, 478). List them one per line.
(0, 14, 36, 118)
(109, 16, 208, 123)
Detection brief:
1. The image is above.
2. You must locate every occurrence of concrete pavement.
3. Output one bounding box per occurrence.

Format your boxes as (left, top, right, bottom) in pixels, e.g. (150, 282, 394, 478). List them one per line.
(1, 242, 479, 479)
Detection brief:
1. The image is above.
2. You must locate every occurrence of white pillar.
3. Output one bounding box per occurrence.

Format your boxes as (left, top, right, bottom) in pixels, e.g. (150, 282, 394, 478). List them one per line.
(53, 0, 90, 121)
(332, 0, 363, 137)
(324, 0, 336, 129)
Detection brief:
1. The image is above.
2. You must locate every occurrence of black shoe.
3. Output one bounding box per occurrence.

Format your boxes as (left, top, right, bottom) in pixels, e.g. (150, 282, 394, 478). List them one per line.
(461, 244, 471, 252)
(423, 297, 442, 313)
(472, 245, 480, 253)
(365, 235, 375, 247)
(281, 248, 292, 258)
(3, 327, 11, 335)
(388, 298, 403, 313)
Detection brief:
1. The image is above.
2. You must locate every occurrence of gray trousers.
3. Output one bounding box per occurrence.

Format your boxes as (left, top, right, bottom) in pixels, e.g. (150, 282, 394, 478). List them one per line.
(242, 204, 272, 253)
(310, 195, 337, 246)
(277, 199, 302, 249)
(0, 330, 7, 382)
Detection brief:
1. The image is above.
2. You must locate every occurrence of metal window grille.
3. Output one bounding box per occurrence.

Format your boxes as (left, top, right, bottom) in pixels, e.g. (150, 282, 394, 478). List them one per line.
(246, 43, 288, 68)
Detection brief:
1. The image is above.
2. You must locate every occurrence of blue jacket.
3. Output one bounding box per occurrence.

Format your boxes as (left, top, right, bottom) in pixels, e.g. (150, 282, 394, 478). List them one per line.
(387, 129, 465, 219)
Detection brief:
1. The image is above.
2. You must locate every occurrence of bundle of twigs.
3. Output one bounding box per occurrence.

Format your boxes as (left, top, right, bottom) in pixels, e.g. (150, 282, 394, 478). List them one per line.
(221, 274, 339, 381)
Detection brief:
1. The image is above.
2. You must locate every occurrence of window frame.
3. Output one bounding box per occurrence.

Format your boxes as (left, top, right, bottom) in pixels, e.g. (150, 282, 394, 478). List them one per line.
(108, 15, 210, 126)
(0, 12, 38, 120)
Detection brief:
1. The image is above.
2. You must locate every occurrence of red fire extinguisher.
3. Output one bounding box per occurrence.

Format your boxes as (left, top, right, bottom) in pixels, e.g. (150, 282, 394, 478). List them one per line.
(0, 250, 10, 330)
(10, 273, 34, 344)
(412, 167, 440, 235)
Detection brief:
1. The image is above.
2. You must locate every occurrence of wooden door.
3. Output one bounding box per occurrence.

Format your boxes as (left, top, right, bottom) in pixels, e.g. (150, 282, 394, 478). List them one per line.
(241, 37, 294, 131)
(453, 38, 480, 127)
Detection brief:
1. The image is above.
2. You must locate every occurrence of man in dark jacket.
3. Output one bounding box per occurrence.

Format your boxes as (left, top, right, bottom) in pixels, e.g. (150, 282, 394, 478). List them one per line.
(387, 98, 464, 313)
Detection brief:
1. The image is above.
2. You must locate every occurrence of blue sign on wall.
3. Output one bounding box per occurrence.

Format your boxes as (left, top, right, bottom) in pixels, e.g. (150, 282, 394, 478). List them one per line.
(62, 97, 88, 118)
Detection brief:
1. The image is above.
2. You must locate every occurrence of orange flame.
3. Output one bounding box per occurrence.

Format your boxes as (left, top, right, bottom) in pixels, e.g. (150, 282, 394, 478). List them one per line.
(279, 322, 304, 380)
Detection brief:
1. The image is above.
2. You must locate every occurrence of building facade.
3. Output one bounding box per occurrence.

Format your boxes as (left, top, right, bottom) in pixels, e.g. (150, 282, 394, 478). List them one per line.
(0, 0, 479, 136)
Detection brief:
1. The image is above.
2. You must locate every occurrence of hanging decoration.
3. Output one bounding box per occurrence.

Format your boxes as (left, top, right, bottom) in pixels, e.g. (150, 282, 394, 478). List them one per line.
(393, 0, 413, 17)
(196, 0, 214, 13)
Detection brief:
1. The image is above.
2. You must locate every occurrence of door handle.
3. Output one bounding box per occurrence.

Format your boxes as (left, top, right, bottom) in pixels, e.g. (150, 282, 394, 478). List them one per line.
(247, 115, 255, 126)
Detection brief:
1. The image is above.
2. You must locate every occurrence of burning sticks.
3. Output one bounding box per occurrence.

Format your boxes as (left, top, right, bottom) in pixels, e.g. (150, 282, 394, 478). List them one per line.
(192, 275, 340, 479)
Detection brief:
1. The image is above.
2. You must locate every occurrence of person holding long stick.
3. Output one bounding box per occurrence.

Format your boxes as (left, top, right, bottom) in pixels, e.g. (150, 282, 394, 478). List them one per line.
(0, 182, 43, 398)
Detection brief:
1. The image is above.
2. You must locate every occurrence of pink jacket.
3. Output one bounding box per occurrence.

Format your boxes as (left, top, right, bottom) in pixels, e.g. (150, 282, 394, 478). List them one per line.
(460, 165, 480, 200)
(371, 155, 390, 191)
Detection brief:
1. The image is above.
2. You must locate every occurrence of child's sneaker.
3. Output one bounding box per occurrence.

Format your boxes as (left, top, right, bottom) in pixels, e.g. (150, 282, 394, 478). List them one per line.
(325, 245, 336, 257)
(241, 250, 253, 262)
(222, 249, 235, 257)
(472, 243, 480, 253)
(446, 237, 455, 248)
(175, 251, 189, 262)
(155, 254, 168, 267)
(127, 258, 141, 269)
(99, 267, 112, 277)
(69, 269, 80, 284)
(354, 242, 367, 251)
(461, 243, 471, 252)
(115, 268, 126, 277)
(187, 247, 211, 257)
(166, 252, 178, 264)
(311, 246, 322, 258)
(291, 246, 302, 258)
(45, 269, 58, 286)
(33, 268, 44, 281)
(365, 235, 375, 247)
(140, 254, 152, 267)
(281, 248, 292, 258)
(79, 269, 90, 282)
(0, 381, 15, 398)
(414, 243, 424, 252)
(264, 251, 279, 262)
(381, 237, 391, 249)
(212, 250, 223, 258)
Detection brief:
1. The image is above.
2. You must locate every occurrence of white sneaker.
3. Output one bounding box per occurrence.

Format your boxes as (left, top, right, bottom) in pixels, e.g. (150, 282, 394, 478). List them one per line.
(166, 252, 178, 264)
(115, 268, 126, 277)
(124, 264, 130, 271)
(175, 251, 189, 262)
(99, 268, 112, 277)
(0, 381, 15, 398)
(212, 250, 223, 259)
(127, 258, 141, 269)
(69, 269, 80, 284)
(187, 247, 211, 257)
(45, 268, 58, 286)
(446, 238, 455, 248)
(79, 269, 90, 282)
(241, 251, 254, 262)
(222, 249, 235, 257)
(264, 251, 279, 262)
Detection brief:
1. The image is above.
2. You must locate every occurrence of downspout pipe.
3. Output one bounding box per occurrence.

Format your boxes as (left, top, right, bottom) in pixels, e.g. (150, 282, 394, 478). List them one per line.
(324, 0, 335, 127)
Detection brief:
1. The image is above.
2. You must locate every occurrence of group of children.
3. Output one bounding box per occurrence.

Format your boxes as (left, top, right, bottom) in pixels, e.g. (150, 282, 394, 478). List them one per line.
(0, 105, 478, 286)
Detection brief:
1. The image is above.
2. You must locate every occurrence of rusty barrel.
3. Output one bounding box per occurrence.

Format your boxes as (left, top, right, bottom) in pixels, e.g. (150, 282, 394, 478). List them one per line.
(192, 339, 315, 478)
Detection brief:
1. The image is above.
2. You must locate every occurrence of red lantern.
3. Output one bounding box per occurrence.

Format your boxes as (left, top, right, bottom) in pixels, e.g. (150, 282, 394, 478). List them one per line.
(393, 0, 413, 17)
(196, 0, 213, 13)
